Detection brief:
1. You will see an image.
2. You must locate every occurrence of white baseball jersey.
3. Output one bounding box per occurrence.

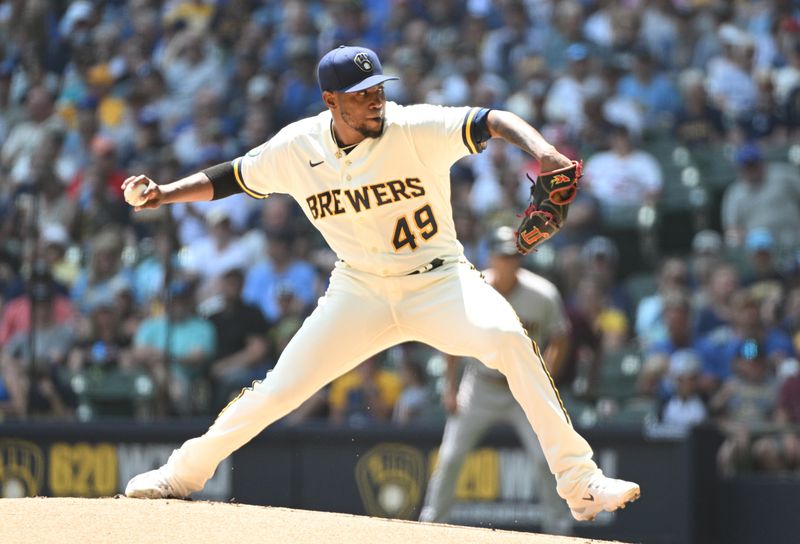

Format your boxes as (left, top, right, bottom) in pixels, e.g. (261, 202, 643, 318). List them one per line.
(232, 101, 484, 276)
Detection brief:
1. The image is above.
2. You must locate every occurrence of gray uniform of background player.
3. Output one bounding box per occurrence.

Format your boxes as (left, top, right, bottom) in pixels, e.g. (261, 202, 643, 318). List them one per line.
(419, 229, 572, 534)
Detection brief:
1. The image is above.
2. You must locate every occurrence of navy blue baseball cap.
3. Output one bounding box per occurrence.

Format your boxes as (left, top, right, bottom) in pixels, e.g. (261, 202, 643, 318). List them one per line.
(317, 45, 398, 93)
(735, 142, 763, 166)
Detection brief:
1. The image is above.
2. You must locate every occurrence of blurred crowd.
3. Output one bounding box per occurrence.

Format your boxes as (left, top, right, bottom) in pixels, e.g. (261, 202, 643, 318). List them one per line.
(1, 0, 800, 477)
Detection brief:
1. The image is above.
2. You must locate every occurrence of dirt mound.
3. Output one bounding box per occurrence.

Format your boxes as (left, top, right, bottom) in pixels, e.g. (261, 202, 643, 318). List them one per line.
(0, 497, 626, 544)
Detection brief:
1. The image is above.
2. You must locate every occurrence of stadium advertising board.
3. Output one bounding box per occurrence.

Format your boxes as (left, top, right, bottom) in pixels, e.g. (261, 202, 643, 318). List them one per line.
(0, 421, 692, 542)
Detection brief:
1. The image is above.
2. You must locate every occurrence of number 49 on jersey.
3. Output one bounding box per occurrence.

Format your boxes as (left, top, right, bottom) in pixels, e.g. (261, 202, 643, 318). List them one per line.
(392, 204, 438, 251)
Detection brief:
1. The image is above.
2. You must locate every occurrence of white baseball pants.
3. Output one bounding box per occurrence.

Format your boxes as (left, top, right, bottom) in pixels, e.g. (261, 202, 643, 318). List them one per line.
(165, 260, 600, 502)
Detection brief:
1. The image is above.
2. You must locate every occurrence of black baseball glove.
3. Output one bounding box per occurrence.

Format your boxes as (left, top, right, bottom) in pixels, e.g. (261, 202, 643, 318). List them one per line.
(515, 160, 582, 254)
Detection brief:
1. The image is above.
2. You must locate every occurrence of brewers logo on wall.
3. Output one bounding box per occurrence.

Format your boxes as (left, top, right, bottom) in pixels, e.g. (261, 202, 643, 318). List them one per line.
(0, 439, 44, 497)
(355, 443, 425, 519)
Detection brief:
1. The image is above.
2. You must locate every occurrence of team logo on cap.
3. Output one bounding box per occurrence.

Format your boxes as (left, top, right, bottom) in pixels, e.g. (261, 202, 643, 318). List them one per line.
(353, 52, 373, 73)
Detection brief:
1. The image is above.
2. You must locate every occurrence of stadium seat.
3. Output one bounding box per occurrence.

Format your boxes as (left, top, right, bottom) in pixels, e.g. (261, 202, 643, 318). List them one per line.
(692, 145, 737, 191)
(762, 144, 792, 163)
(594, 344, 643, 402)
(71, 369, 155, 420)
(559, 390, 599, 428)
(723, 246, 752, 277)
(605, 397, 658, 426)
(623, 273, 658, 311)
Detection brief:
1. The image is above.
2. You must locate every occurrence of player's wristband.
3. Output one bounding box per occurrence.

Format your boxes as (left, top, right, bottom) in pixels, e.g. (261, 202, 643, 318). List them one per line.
(202, 162, 244, 200)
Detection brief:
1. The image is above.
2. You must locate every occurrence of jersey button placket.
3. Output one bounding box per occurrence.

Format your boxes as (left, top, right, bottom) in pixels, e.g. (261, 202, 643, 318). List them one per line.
(341, 162, 368, 255)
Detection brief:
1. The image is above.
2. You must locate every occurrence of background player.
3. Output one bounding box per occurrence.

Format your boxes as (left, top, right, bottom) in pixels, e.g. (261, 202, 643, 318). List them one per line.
(122, 44, 640, 522)
(419, 226, 573, 534)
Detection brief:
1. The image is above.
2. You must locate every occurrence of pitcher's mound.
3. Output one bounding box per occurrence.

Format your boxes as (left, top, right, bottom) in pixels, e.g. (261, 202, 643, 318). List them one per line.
(0, 497, 627, 544)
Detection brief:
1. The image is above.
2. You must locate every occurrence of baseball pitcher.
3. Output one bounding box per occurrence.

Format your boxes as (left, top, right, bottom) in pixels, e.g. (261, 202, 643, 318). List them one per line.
(122, 45, 639, 522)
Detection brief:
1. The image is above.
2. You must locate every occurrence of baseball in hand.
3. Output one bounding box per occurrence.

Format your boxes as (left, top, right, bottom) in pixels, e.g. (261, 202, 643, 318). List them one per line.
(124, 180, 149, 206)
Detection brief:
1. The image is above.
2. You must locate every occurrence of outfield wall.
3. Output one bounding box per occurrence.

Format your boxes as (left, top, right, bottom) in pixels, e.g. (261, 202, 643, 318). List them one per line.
(2, 421, 779, 544)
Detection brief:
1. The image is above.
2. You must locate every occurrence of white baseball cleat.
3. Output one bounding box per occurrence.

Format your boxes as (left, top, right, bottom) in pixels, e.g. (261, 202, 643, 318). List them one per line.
(568, 474, 641, 521)
(125, 467, 188, 499)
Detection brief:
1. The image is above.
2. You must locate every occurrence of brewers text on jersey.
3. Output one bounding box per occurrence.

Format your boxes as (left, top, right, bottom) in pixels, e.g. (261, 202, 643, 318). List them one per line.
(305, 177, 426, 219)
